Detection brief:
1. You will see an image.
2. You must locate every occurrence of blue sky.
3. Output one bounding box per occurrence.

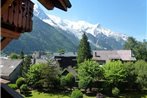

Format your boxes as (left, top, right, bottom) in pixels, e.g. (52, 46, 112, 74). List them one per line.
(33, 0, 146, 41)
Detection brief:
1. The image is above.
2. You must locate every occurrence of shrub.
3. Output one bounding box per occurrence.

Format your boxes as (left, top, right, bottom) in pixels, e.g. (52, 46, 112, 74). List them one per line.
(112, 87, 120, 96)
(10, 53, 19, 59)
(78, 79, 90, 89)
(71, 89, 83, 98)
(20, 84, 28, 94)
(60, 76, 67, 87)
(8, 84, 17, 90)
(65, 73, 75, 88)
(16, 77, 25, 88)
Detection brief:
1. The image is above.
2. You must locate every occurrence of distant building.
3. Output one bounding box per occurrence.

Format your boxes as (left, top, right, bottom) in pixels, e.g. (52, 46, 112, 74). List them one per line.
(0, 58, 23, 82)
(92, 50, 136, 64)
(32, 51, 49, 64)
(53, 52, 77, 68)
(32, 51, 47, 59)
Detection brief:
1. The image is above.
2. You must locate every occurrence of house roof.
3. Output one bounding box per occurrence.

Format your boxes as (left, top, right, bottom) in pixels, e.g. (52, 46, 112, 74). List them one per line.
(0, 58, 23, 77)
(93, 50, 136, 61)
(38, 0, 72, 11)
(0, 78, 10, 84)
(53, 52, 77, 57)
(62, 66, 77, 77)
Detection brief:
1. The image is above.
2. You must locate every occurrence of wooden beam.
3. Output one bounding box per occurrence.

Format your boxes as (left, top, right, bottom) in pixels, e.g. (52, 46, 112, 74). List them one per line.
(1, 0, 15, 14)
(63, 0, 72, 8)
(58, 0, 67, 11)
(1, 37, 13, 50)
(1, 28, 20, 39)
(38, 0, 54, 10)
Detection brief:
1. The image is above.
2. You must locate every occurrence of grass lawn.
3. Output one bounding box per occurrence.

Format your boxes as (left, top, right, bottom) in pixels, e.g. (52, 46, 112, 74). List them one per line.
(25, 90, 95, 98)
(24, 90, 147, 98)
(119, 92, 147, 98)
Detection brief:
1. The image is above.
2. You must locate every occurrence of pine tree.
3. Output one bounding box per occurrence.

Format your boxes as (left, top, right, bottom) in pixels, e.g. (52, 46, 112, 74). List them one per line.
(21, 55, 32, 77)
(77, 33, 92, 64)
(20, 51, 24, 59)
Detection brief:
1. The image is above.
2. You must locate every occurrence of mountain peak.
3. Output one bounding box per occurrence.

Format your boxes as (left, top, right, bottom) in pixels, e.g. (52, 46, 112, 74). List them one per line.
(33, 4, 128, 49)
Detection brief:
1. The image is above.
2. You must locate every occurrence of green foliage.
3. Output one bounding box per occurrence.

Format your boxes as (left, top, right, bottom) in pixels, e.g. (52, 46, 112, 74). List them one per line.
(112, 87, 120, 96)
(65, 73, 75, 88)
(78, 60, 103, 91)
(103, 61, 127, 86)
(60, 76, 67, 87)
(124, 37, 138, 50)
(124, 62, 137, 89)
(9, 53, 19, 59)
(124, 37, 147, 61)
(19, 51, 24, 59)
(71, 89, 83, 98)
(135, 60, 147, 88)
(78, 78, 90, 90)
(8, 84, 17, 90)
(21, 55, 32, 77)
(16, 77, 25, 88)
(77, 33, 92, 64)
(26, 62, 60, 91)
(57, 49, 65, 54)
(60, 73, 75, 89)
(78, 60, 103, 81)
(20, 84, 28, 94)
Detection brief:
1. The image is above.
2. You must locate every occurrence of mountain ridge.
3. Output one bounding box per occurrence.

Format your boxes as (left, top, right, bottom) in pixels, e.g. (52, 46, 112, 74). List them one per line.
(3, 3, 128, 54)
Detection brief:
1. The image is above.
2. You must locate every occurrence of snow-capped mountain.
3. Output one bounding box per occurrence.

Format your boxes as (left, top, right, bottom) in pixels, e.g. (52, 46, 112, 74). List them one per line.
(34, 3, 127, 41)
(4, 2, 129, 54)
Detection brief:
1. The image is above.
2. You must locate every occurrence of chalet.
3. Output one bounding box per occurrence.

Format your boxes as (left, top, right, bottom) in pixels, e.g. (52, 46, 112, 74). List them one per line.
(92, 50, 136, 64)
(53, 52, 77, 68)
(0, 58, 23, 82)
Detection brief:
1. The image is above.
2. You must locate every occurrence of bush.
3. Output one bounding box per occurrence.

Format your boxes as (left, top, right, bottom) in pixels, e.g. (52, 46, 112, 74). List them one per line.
(78, 79, 90, 89)
(10, 53, 19, 59)
(71, 89, 83, 98)
(16, 77, 25, 88)
(65, 73, 75, 88)
(112, 87, 120, 96)
(60, 76, 67, 87)
(20, 84, 28, 94)
(8, 84, 17, 90)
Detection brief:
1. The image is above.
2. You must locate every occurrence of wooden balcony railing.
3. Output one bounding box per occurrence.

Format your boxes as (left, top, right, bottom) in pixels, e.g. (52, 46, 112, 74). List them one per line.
(1, 0, 34, 32)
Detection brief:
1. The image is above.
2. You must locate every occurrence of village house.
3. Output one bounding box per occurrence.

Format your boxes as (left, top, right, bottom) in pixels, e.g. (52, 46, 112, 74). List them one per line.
(0, 57, 23, 83)
(92, 50, 136, 64)
(32, 51, 48, 64)
(53, 52, 77, 68)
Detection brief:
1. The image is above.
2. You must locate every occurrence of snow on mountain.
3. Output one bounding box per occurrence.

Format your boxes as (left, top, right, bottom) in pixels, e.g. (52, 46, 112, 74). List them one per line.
(33, 3, 128, 49)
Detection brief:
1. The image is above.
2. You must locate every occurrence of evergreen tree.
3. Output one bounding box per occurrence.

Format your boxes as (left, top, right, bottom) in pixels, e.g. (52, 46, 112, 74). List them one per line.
(124, 37, 147, 60)
(20, 51, 24, 59)
(21, 55, 32, 77)
(77, 33, 92, 64)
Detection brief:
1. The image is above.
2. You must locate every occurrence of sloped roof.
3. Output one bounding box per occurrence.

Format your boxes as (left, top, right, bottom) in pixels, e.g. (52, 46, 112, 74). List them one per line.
(38, 0, 72, 11)
(117, 50, 136, 61)
(0, 58, 23, 77)
(93, 50, 136, 61)
(62, 66, 77, 77)
(53, 52, 77, 57)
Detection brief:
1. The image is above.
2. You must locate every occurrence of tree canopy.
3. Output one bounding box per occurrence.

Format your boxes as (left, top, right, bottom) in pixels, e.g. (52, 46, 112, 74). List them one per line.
(134, 60, 147, 88)
(26, 63, 60, 91)
(103, 61, 127, 87)
(124, 37, 147, 61)
(78, 60, 103, 91)
(77, 33, 92, 64)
